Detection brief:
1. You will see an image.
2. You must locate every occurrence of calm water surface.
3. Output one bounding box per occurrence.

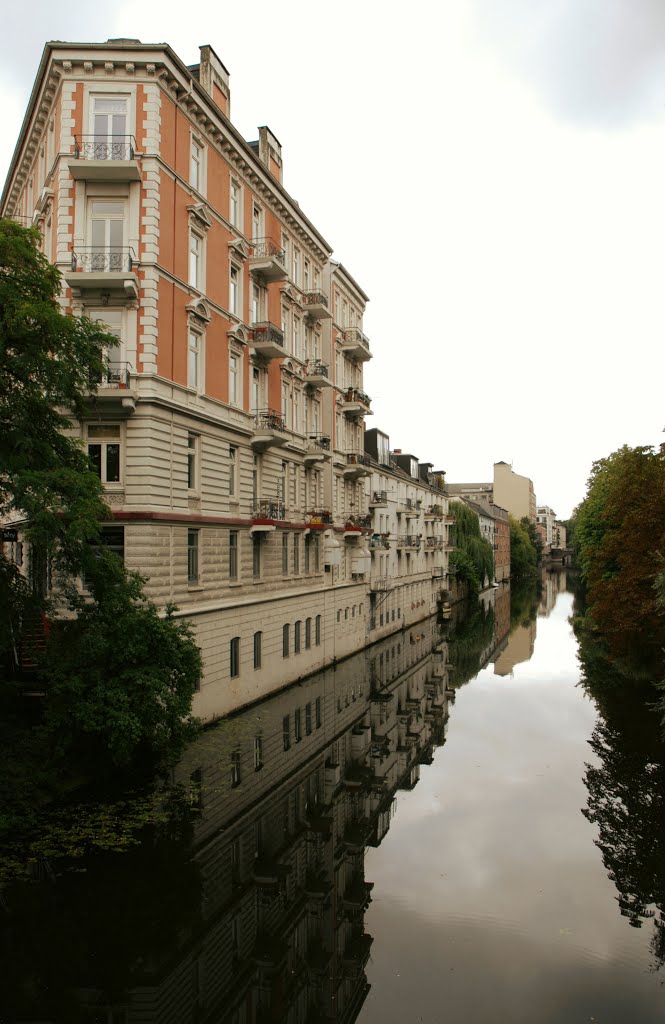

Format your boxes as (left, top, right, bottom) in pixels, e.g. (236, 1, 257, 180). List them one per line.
(360, 581, 665, 1023)
(2, 574, 664, 1023)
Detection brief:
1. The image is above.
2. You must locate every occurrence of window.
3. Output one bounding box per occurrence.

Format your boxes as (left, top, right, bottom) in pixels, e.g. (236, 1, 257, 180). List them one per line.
(254, 735, 263, 770)
(230, 636, 240, 678)
(187, 433, 198, 490)
(229, 530, 238, 580)
(282, 532, 289, 574)
(229, 264, 240, 316)
(252, 204, 262, 241)
(345, 608, 349, 620)
(91, 95, 129, 153)
(88, 424, 121, 483)
(89, 308, 123, 377)
(294, 708, 302, 742)
(337, 609, 341, 623)
(315, 614, 321, 646)
(189, 231, 202, 289)
(188, 331, 201, 390)
(252, 534, 261, 579)
(231, 750, 241, 787)
(230, 178, 241, 227)
(89, 199, 126, 266)
(313, 533, 320, 572)
(253, 631, 262, 669)
(315, 696, 322, 728)
(305, 617, 311, 649)
(190, 138, 203, 191)
(229, 352, 240, 406)
(252, 453, 260, 506)
(304, 533, 311, 573)
(292, 246, 300, 284)
(293, 533, 300, 574)
(187, 529, 199, 584)
(305, 702, 312, 735)
(294, 620, 301, 654)
(229, 446, 237, 496)
(283, 714, 290, 750)
(293, 317, 300, 360)
(282, 623, 290, 657)
(251, 282, 261, 325)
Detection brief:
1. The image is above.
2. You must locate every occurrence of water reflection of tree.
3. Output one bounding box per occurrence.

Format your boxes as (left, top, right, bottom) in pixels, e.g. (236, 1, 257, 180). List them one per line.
(447, 601, 495, 687)
(509, 580, 540, 630)
(577, 621, 665, 969)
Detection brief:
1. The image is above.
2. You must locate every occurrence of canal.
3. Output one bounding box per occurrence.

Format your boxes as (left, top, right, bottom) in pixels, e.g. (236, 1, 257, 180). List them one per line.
(2, 572, 664, 1022)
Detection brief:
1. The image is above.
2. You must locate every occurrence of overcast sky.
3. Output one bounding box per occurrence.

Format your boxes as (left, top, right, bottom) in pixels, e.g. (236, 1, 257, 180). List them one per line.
(2, 0, 664, 518)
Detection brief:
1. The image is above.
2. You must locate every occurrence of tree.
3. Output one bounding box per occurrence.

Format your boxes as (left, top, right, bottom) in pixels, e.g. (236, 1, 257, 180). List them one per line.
(574, 445, 665, 669)
(509, 515, 538, 580)
(0, 219, 201, 774)
(448, 501, 494, 592)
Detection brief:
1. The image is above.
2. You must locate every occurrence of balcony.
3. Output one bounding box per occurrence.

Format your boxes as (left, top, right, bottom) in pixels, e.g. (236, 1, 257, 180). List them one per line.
(343, 451, 372, 480)
(369, 535, 391, 551)
(397, 535, 421, 550)
(64, 247, 139, 298)
(351, 725, 372, 759)
(369, 490, 388, 507)
(304, 359, 332, 388)
(251, 500, 287, 525)
(87, 362, 137, 413)
(69, 135, 141, 181)
(342, 933, 374, 975)
(342, 819, 370, 853)
(249, 236, 288, 282)
(340, 387, 372, 417)
(445, 515, 456, 525)
(370, 575, 393, 592)
(425, 536, 444, 549)
(305, 509, 333, 526)
(250, 409, 288, 451)
(251, 321, 285, 359)
(343, 879, 374, 912)
(425, 504, 444, 520)
(398, 497, 422, 519)
(301, 289, 331, 320)
(341, 327, 372, 362)
(304, 435, 332, 466)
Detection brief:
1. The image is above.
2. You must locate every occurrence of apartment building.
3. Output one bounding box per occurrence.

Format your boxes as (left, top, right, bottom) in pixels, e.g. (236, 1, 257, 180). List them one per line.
(448, 461, 536, 525)
(363, 428, 451, 639)
(1, 39, 380, 719)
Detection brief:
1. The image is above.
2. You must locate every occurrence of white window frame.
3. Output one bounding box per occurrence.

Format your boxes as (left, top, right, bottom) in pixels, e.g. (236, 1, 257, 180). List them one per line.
(188, 329, 203, 392)
(230, 177, 242, 228)
(189, 230, 204, 291)
(87, 423, 123, 485)
(229, 348, 242, 407)
(229, 262, 241, 318)
(190, 136, 205, 194)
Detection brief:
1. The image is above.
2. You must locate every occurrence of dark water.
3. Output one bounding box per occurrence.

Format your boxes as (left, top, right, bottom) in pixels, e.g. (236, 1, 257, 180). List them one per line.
(2, 573, 665, 1023)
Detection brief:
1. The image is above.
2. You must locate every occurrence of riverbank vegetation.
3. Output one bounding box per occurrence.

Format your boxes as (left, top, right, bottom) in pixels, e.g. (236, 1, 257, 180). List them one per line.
(509, 515, 540, 580)
(448, 500, 494, 592)
(0, 221, 201, 851)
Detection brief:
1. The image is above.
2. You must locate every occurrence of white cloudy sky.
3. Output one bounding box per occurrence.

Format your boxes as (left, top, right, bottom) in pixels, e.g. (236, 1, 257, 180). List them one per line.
(2, 0, 664, 518)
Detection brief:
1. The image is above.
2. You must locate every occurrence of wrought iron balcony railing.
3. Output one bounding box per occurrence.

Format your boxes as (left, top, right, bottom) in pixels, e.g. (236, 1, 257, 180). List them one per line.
(70, 247, 136, 272)
(252, 500, 287, 520)
(397, 535, 422, 549)
(425, 536, 444, 548)
(346, 513, 372, 529)
(342, 387, 371, 406)
(301, 289, 329, 310)
(305, 510, 333, 525)
(308, 434, 331, 450)
(342, 327, 370, 352)
(251, 322, 285, 347)
(253, 408, 286, 432)
(73, 134, 137, 161)
(370, 490, 388, 504)
(250, 237, 286, 264)
(345, 451, 371, 468)
(89, 362, 132, 388)
(305, 359, 329, 378)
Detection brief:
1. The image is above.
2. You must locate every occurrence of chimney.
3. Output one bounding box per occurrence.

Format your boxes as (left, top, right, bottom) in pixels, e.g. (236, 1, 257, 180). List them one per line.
(198, 45, 231, 117)
(255, 126, 283, 183)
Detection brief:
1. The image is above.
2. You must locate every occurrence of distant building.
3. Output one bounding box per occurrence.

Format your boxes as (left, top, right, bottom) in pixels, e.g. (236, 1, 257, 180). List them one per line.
(448, 461, 536, 524)
(536, 505, 558, 546)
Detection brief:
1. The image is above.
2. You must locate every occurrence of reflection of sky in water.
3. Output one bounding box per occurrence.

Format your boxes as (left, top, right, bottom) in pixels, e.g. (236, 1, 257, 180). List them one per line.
(360, 590, 665, 1023)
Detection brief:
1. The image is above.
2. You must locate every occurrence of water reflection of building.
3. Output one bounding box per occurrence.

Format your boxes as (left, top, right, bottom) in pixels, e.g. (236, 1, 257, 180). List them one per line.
(538, 570, 567, 617)
(69, 619, 452, 1023)
(493, 621, 537, 676)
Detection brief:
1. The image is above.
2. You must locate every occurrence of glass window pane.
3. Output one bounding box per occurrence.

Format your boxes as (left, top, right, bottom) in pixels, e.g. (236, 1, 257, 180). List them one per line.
(106, 444, 120, 482)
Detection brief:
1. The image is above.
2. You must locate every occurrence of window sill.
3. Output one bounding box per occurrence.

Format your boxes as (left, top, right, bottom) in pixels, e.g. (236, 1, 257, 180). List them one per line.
(188, 585, 205, 592)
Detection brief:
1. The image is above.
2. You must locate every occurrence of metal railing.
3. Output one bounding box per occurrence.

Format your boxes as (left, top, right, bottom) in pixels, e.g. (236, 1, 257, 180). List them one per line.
(90, 362, 132, 388)
(305, 359, 329, 378)
(253, 408, 286, 432)
(307, 434, 331, 450)
(305, 510, 333, 524)
(345, 451, 371, 468)
(342, 327, 370, 353)
(302, 289, 329, 310)
(342, 387, 371, 406)
(397, 535, 421, 548)
(370, 490, 388, 504)
(73, 134, 137, 161)
(252, 500, 286, 520)
(70, 247, 135, 272)
(426, 504, 444, 517)
(346, 514, 372, 529)
(250, 237, 286, 264)
(252, 322, 284, 347)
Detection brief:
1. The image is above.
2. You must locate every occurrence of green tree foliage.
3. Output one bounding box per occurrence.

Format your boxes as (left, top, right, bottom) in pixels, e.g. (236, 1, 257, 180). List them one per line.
(447, 601, 496, 687)
(521, 516, 543, 563)
(449, 500, 494, 592)
(574, 445, 665, 670)
(0, 219, 201, 777)
(509, 515, 538, 580)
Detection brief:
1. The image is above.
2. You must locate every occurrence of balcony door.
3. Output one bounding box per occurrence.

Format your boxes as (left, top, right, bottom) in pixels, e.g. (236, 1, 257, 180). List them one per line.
(89, 200, 126, 270)
(90, 308, 123, 382)
(91, 96, 129, 159)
